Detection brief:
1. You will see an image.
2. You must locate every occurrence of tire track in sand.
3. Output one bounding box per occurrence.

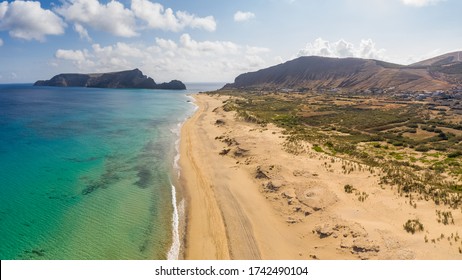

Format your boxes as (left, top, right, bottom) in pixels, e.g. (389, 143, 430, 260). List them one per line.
(215, 181, 262, 259)
(182, 97, 230, 259)
(196, 97, 261, 259)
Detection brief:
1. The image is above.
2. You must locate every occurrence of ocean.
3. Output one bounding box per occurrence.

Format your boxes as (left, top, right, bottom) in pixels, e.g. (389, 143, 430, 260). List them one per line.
(0, 83, 221, 260)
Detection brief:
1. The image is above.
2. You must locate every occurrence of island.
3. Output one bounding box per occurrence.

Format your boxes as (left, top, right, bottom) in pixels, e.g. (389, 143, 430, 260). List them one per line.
(34, 69, 186, 90)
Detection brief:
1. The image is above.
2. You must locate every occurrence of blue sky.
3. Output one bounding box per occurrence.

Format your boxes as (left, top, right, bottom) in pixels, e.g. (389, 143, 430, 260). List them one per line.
(0, 0, 461, 83)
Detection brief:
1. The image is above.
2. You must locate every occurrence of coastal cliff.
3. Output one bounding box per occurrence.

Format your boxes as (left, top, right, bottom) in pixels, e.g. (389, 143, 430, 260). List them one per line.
(34, 69, 186, 90)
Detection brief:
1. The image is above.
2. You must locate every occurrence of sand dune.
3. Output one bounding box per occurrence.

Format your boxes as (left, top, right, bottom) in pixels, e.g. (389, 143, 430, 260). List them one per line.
(179, 93, 462, 260)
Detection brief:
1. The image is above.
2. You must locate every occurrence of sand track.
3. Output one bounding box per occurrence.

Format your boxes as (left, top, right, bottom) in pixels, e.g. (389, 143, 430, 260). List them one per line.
(181, 98, 230, 259)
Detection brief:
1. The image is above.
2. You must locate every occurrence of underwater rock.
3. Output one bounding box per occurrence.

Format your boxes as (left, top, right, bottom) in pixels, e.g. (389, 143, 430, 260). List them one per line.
(82, 184, 99, 195)
(135, 167, 152, 189)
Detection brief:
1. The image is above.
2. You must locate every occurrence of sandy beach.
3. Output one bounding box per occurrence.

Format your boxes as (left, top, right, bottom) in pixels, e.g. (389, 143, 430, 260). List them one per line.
(179, 93, 462, 260)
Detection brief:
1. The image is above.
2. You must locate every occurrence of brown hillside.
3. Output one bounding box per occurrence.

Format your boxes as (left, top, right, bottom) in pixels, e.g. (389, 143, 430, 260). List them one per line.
(224, 54, 462, 91)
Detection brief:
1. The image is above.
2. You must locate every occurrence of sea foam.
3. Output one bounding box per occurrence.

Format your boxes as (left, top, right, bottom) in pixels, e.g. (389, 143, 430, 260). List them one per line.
(167, 184, 181, 260)
(167, 95, 196, 260)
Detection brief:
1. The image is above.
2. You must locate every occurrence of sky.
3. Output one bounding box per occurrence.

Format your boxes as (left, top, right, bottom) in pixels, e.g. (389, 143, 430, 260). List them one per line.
(0, 0, 461, 83)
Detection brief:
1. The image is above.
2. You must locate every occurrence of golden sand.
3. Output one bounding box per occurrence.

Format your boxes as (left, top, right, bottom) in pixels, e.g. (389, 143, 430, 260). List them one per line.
(179, 93, 462, 260)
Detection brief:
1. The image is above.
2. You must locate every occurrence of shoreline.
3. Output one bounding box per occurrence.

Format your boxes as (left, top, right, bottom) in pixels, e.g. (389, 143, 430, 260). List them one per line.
(179, 93, 462, 260)
(179, 94, 230, 259)
(167, 96, 198, 260)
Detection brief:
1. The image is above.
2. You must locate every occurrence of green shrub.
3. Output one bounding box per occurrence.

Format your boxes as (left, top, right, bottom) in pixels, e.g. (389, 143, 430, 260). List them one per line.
(415, 145, 430, 152)
(344, 184, 355, 193)
(448, 151, 462, 158)
(403, 219, 424, 234)
(392, 141, 404, 147)
(436, 210, 455, 225)
(312, 145, 324, 153)
(373, 143, 382, 148)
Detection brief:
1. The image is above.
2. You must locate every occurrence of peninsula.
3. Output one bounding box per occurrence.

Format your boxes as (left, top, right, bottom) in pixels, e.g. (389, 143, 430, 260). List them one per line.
(34, 69, 186, 90)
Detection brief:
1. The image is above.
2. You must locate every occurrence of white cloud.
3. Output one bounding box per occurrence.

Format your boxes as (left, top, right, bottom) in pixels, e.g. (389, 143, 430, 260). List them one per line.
(56, 49, 87, 61)
(74, 23, 91, 41)
(55, 0, 216, 37)
(179, 34, 240, 55)
(234, 11, 255, 22)
(0, 38, 3, 46)
(176, 11, 216, 32)
(0, 1, 66, 41)
(401, 0, 445, 7)
(155, 38, 178, 50)
(274, 56, 284, 64)
(297, 38, 386, 60)
(0, 1, 7, 18)
(131, 0, 216, 32)
(54, 34, 271, 82)
(357, 39, 386, 59)
(246, 46, 271, 55)
(1, 0, 217, 41)
(55, 0, 138, 37)
(245, 55, 265, 67)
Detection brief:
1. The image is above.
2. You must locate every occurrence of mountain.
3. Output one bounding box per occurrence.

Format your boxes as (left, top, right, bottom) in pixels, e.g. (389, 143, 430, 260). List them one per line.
(410, 51, 462, 67)
(34, 69, 186, 90)
(409, 51, 462, 86)
(223, 53, 462, 91)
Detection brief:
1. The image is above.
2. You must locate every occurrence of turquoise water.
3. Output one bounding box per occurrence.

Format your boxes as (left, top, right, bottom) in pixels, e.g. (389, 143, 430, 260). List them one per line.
(0, 83, 220, 259)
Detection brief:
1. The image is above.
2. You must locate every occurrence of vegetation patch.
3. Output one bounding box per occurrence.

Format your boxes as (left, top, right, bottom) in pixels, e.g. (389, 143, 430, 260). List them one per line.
(212, 90, 462, 210)
(436, 210, 455, 225)
(344, 184, 355, 193)
(312, 145, 324, 153)
(403, 219, 424, 234)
